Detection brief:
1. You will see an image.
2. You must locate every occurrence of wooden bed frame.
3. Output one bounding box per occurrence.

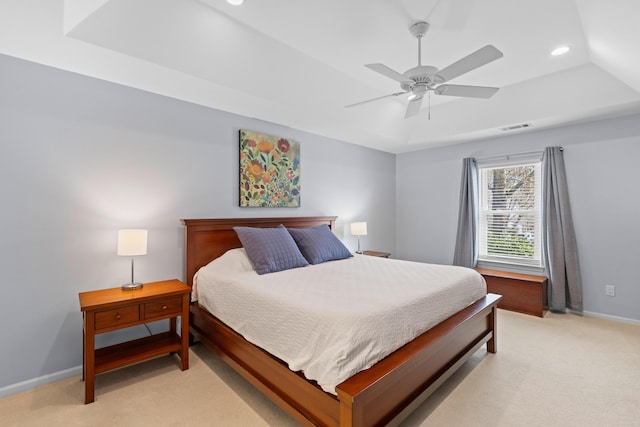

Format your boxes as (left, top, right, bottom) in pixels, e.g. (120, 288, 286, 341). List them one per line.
(182, 216, 501, 427)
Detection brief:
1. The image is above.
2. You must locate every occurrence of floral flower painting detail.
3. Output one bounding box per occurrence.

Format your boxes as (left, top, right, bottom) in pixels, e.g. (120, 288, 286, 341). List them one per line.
(239, 129, 301, 207)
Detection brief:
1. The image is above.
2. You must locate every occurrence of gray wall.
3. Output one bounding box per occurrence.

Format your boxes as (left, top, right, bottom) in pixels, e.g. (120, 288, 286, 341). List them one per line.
(0, 54, 396, 391)
(396, 114, 640, 322)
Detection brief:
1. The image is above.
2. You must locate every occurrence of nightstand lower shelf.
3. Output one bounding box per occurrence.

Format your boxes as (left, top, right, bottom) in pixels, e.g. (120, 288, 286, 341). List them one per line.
(94, 331, 182, 374)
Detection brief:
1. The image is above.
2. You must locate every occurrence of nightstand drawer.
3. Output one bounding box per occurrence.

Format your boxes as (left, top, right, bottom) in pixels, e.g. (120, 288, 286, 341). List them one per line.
(144, 297, 182, 320)
(95, 305, 140, 331)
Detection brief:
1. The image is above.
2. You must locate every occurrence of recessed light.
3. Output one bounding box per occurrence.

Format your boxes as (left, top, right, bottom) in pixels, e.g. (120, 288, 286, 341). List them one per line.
(551, 45, 570, 56)
(227, 0, 243, 5)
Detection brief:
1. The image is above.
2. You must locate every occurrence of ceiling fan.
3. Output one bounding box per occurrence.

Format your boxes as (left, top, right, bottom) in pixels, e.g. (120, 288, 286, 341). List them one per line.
(346, 21, 503, 119)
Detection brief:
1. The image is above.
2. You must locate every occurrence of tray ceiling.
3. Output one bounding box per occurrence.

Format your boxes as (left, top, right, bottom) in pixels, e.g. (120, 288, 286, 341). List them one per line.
(2, 0, 640, 153)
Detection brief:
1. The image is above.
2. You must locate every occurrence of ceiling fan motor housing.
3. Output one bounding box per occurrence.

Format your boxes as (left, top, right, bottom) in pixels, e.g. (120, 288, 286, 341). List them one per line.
(409, 21, 429, 38)
(401, 65, 444, 92)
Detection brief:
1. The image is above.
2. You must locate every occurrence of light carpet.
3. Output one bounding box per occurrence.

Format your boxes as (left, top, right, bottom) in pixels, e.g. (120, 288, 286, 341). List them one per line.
(1, 310, 639, 426)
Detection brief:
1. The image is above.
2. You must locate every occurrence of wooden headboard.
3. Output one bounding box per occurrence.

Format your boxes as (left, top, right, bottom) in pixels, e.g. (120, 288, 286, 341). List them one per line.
(181, 216, 337, 287)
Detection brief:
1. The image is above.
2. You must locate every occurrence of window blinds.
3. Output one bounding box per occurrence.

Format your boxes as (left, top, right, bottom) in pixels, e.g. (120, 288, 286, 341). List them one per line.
(478, 161, 542, 266)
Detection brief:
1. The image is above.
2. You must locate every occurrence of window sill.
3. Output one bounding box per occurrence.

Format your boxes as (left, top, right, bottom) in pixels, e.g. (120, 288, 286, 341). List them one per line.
(477, 260, 545, 276)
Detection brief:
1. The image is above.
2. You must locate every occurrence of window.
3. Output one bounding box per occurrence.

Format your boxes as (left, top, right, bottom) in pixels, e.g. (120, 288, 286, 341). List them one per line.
(477, 157, 542, 267)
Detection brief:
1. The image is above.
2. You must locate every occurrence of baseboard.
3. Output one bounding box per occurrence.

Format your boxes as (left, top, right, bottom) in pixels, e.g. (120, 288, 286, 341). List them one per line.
(581, 310, 640, 326)
(0, 365, 82, 399)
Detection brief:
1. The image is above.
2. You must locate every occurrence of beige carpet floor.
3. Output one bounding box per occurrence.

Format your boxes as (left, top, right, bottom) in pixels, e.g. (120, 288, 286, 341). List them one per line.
(1, 310, 639, 426)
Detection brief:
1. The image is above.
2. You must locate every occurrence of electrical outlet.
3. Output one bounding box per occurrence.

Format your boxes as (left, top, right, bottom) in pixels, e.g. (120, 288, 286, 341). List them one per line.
(605, 285, 616, 297)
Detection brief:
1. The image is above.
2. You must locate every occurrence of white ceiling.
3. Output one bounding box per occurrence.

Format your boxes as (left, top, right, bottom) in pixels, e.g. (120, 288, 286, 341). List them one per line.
(2, 0, 640, 153)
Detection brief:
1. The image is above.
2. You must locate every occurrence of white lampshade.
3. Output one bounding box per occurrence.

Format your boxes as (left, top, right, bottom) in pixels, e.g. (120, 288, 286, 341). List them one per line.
(117, 229, 148, 256)
(350, 222, 367, 236)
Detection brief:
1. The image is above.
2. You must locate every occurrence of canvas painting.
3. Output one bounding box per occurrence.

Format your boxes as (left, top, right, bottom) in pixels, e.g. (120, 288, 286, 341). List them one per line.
(239, 129, 301, 207)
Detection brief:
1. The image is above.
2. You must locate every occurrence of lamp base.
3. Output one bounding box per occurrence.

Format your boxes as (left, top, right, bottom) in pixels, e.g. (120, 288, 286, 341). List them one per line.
(121, 282, 143, 291)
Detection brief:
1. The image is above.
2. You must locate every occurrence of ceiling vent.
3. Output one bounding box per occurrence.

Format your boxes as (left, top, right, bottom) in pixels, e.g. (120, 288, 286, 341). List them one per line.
(500, 123, 532, 131)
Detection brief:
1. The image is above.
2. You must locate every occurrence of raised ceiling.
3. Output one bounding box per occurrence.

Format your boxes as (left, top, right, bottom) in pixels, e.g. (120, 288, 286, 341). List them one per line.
(2, 0, 640, 153)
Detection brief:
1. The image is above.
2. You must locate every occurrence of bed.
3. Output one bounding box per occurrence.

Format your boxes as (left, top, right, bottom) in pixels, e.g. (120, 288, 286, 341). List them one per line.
(183, 216, 501, 427)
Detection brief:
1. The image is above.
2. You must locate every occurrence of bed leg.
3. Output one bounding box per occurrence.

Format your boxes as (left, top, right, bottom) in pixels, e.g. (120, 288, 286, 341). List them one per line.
(487, 305, 497, 354)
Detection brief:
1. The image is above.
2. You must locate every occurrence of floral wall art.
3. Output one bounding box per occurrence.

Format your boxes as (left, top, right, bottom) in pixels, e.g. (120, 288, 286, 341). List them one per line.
(239, 129, 301, 207)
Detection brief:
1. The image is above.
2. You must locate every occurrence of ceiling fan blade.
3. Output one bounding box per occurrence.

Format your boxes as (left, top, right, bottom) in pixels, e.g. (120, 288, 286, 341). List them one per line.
(345, 91, 407, 108)
(436, 45, 503, 82)
(365, 63, 414, 85)
(405, 96, 424, 118)
(435, 84, 499, 98)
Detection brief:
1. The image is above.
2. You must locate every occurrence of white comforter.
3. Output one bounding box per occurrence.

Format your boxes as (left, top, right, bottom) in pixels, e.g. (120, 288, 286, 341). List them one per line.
(193, 249, 486, 394)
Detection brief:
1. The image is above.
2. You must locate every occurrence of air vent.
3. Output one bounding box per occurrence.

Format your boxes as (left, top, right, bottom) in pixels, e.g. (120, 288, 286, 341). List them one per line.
(500, 123, 532, 131)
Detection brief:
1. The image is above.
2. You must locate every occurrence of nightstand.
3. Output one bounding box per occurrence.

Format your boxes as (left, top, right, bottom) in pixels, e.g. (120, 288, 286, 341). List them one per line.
(362, 250, 391, 258)
(78, 279, 190, 404)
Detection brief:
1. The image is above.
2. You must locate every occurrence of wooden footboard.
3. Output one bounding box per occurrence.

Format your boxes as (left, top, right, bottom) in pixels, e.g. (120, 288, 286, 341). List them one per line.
(337, 293, 500, 427)
(190, 294, 501, 427)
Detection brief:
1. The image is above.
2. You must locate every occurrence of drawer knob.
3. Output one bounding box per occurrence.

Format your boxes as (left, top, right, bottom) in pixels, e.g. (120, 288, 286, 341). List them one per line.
(161, 305, 168, 311)
(115, 313, 121, 320)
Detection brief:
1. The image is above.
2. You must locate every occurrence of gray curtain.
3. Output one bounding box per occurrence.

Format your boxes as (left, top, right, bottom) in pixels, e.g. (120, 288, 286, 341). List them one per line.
(542, 147, 583, 312)
(453, 158, 478, 268)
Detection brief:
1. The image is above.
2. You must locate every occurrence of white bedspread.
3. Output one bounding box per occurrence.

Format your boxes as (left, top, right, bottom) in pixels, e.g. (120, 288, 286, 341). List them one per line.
(193, 249, 486, 394)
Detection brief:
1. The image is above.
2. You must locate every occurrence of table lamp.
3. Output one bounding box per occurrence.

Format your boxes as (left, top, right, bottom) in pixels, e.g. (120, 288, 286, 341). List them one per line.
(117, 229, 148, 290)
(350, 222, 367, 254)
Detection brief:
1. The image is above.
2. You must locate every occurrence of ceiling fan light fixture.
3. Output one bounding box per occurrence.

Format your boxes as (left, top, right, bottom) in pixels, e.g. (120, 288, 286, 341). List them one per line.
(551, 45, 570, 56)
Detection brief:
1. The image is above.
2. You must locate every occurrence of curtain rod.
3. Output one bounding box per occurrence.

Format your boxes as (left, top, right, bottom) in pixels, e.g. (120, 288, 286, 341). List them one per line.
(475, 147, 562, 164)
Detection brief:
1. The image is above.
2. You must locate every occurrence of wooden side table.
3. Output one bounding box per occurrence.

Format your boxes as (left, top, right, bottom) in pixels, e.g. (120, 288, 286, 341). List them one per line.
(79, 279, 190, 403)
(362, 250, 391, 258)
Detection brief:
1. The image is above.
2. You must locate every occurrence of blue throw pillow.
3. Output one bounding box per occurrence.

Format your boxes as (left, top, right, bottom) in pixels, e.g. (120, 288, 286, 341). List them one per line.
(286, 224, 353, 264)
(233, 226, 309, 275)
